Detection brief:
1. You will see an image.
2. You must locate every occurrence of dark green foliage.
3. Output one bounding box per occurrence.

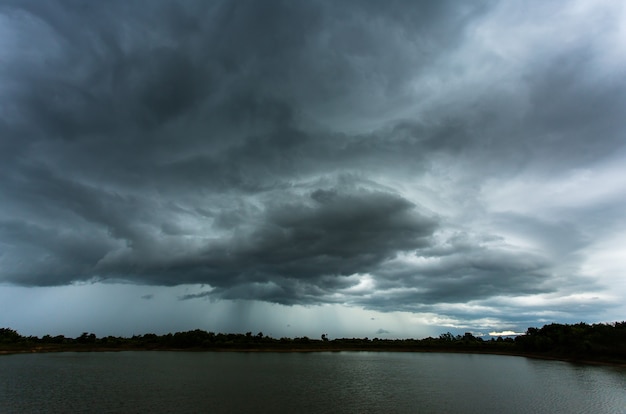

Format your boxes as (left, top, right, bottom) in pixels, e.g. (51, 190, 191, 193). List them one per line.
(439, 332, 455, 341)
(76, 333, 97, 344)
(1, 322, 624, 363)
(515, 322, 626, 360)
(0, 328, 22, 344)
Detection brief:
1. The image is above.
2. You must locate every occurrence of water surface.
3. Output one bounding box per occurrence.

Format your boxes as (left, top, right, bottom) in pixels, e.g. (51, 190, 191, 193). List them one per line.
(1, 352, 625, 413)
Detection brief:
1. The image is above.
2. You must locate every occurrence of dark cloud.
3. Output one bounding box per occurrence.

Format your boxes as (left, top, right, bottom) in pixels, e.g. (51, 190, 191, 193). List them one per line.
(1, 0, 625, 327)
(179, 291, 213, 301)
(114, 186, 438, 304)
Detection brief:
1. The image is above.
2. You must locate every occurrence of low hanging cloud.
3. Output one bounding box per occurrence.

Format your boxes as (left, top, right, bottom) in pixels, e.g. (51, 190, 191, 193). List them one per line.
(1, 0, 625, 325)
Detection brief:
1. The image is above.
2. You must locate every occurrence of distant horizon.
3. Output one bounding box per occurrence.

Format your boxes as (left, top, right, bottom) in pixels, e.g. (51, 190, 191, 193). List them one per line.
(2, 281, 621, 339)
(3, 319, 623, 342)
(5, 324, 531, 340)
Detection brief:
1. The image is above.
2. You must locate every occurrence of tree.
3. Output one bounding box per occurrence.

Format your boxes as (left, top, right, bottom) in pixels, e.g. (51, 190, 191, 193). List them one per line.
(77, 332, 97, 344)
(0, 328, 22, 343)
(439, 332, 454, 342)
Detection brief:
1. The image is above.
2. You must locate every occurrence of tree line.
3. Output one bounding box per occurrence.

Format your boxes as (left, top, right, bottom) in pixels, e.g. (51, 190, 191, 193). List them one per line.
(1, 322, 625, 363)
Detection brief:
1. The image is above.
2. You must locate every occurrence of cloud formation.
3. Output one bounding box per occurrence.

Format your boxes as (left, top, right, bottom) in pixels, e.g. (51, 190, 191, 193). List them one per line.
(1, 0, 625, 331)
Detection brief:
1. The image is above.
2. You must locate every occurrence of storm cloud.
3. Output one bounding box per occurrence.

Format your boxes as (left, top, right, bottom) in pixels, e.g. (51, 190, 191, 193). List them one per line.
(1, 0, 625, 333)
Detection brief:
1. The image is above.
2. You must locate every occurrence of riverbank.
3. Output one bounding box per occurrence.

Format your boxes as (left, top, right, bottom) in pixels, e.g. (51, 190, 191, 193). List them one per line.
(2, 344, 625, 368)
(3, 322, 625, 367)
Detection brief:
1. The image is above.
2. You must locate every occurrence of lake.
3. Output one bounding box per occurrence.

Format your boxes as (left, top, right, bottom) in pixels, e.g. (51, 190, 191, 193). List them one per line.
(1, 351, 625, 413)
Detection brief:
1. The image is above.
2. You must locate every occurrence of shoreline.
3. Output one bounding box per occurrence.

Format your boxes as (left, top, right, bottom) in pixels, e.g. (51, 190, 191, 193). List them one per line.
(2, 346, 625, 368)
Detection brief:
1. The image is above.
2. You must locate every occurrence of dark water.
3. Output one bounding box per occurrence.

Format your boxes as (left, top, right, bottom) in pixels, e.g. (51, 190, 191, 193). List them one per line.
(1, 351, 625, 413)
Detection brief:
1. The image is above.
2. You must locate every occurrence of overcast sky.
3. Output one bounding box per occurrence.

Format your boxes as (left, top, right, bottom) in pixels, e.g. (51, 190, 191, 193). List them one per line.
(1, 0, 625, 339)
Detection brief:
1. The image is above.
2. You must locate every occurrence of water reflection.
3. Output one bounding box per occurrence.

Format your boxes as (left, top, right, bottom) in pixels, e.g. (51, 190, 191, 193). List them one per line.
(0, 352, 624, 413)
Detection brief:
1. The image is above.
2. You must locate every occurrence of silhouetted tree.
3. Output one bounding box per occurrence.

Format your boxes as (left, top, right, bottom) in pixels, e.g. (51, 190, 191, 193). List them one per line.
(439, 332, 454, 342)
(0, 328, 22, 343)
(77, 332, 97, 344)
